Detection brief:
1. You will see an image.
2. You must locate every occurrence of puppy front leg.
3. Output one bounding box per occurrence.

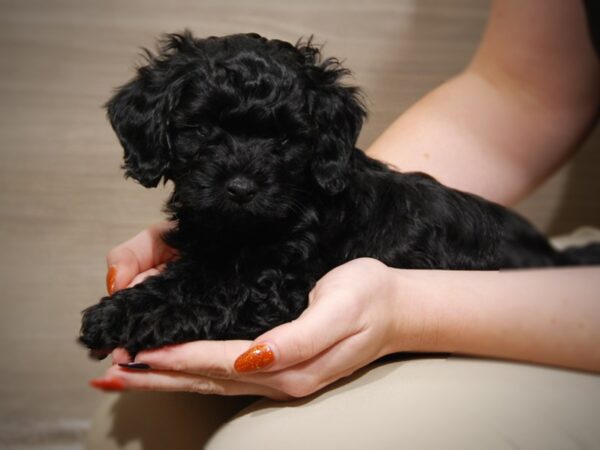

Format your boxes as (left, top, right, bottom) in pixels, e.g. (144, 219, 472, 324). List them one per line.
(119, 274, 312, 352)
(79, 273, 170, 359)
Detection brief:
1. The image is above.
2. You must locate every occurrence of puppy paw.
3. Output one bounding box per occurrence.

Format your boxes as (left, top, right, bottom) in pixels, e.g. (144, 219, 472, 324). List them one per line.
(79, 296, 128, 359)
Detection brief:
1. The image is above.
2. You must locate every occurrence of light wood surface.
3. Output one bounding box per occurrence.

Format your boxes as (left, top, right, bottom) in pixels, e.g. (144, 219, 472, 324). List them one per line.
(0, 0, 597, 447)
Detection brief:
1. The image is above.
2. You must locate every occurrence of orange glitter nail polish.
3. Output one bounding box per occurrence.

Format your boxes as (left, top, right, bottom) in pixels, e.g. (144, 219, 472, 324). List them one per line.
(234, 343, 275, 373)
(89, 377, 125, 391)
(106, 266, 117, 295)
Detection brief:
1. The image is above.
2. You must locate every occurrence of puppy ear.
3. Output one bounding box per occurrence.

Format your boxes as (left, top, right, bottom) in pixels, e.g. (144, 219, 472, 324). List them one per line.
(105, 33, 194, 188)
(301, 43, 366, 195)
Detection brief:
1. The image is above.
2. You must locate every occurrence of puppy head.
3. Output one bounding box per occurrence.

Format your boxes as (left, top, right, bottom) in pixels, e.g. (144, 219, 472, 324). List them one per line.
(106, 31, 366, 224)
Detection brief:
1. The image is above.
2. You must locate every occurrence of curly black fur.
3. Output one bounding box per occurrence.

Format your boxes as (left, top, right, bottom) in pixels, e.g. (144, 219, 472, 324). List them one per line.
(79, 31, 600, 358)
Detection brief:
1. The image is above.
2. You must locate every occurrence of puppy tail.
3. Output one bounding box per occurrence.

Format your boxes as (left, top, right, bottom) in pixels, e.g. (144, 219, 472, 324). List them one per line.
(559, 243, 600, 266)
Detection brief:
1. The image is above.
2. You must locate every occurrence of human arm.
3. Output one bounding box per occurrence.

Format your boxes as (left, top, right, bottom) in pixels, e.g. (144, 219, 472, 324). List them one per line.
(367, 0, 600, 205)
(390, 264, 600, 372)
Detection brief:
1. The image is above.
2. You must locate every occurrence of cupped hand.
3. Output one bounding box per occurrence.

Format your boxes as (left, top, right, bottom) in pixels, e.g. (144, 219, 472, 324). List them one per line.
(105, 221, 178, 294)
(92, 258, 417, 400)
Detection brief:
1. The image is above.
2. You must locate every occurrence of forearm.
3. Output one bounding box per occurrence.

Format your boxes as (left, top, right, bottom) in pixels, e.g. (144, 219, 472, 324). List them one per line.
(367, 0, 599, 206)
(366, 72, 539, 205)
(392, 267, 600, 372)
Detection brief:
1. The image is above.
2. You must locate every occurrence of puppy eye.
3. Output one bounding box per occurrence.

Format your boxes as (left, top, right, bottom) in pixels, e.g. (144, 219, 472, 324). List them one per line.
(280, 138, 289, 146)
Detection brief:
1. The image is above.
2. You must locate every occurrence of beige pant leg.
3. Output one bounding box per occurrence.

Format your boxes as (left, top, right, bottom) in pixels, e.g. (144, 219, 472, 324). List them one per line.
(86, 357, 600, 450)
(207, 356, 600, 450)
(85, 392, 255, 450)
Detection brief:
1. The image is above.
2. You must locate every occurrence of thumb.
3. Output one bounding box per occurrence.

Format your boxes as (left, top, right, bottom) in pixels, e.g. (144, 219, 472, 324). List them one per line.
(105, 222, 176, 294)
(233, 293, 358, 373)
(106, 247, 140, 294)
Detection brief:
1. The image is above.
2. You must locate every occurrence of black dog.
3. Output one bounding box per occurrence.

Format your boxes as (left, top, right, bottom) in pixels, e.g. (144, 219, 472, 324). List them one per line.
(80, 31, 599, 358)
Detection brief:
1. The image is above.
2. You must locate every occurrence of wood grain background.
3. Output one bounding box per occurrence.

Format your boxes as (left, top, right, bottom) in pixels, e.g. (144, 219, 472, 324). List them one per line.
(0, 0, 597, 447)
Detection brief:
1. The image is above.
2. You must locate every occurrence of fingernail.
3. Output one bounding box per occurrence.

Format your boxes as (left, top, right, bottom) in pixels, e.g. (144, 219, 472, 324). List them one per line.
(234, 343, 275, 373)
(119, 362, 151, 370)
(89, 377, 125, 391)
(106, 266, 117, 295)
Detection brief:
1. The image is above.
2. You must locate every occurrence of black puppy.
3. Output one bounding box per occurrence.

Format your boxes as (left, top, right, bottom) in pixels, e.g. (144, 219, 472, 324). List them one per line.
(80, 31, 598, 358)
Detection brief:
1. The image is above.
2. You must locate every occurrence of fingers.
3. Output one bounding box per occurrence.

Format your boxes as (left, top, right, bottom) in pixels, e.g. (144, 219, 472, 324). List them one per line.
(248, 331, 374, 398)
(104, 333, 375, 400)
(127, 264, 166, 288)
(95, 365, 288, 399)
(234, 290, 362, 374)
(132, 340, 252, 379)
(106, 222, 177, 292)
(111, 348, 132, 365)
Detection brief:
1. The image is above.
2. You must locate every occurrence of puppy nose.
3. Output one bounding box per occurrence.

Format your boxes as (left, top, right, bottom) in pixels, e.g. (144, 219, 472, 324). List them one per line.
(226, 176, 258, 203)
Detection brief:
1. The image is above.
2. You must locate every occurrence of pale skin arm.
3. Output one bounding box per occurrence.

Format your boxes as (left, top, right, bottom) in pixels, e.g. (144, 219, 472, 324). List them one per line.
(90, 1, 600, 396)
(368, 0, 600, 205)
(393, 266, 600, 373)
(363, 0, 600, 372)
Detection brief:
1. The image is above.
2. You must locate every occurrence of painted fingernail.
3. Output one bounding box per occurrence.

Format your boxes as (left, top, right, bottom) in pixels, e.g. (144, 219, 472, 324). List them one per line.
(89, 377, 125, 392)
(119, 362, 151, 370)
(234, 343, 275, 373)
(106, 266, 117, 295)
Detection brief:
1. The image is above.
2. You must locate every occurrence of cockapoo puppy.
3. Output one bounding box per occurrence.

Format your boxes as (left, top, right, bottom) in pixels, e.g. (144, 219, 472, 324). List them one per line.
(79, 31, 599, 358)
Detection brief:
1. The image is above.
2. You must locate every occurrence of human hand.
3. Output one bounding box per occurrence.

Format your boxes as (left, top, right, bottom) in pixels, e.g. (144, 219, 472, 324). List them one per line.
(91, 258, 423, 399)
(104, 221, 177, 294)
